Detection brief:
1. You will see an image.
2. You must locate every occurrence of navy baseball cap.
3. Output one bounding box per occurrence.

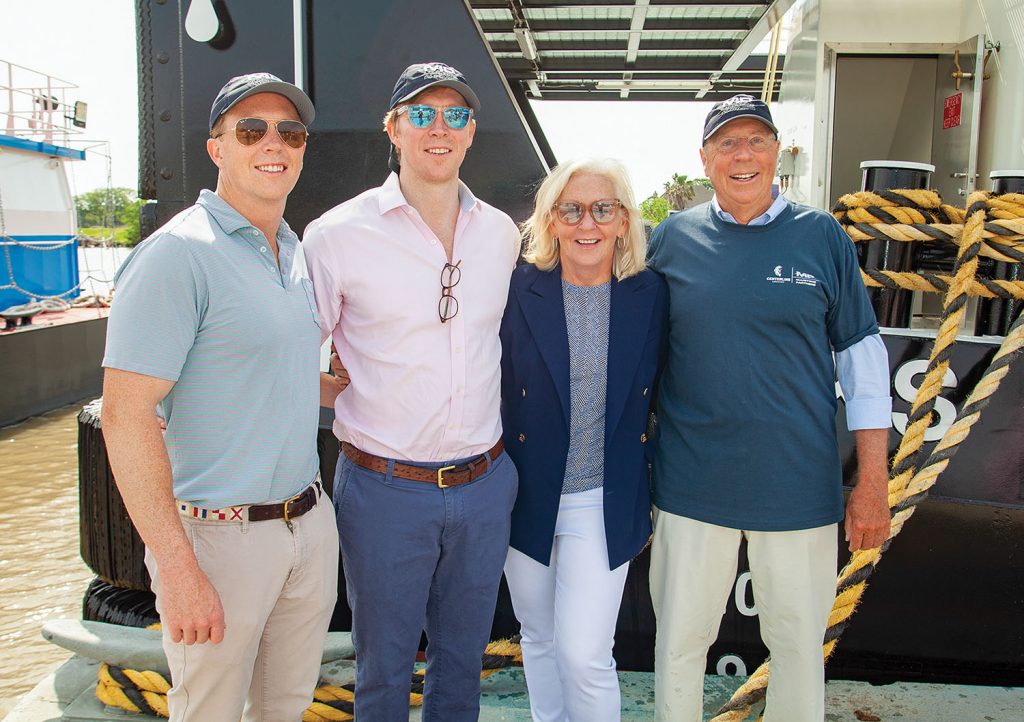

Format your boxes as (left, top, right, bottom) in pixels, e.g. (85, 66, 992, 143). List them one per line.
(209, 72, 315, 131)
(702, 94, 778, 142)
(389, 62, 481, 112)
(386, 62, 479, 173)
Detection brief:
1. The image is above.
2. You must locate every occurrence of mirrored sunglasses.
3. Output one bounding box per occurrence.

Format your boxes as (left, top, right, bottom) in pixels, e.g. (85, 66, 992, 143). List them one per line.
(215, 117, 308, 149)
(552, 199, 623, 225)
(397, 104, 474, 130)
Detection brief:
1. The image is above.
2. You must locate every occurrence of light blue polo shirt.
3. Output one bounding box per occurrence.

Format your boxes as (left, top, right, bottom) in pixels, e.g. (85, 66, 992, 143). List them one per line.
(103, 190, 321, 508)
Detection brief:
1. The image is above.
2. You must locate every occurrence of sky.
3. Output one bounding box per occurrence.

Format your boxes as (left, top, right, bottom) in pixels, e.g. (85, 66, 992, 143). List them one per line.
(1, 2, 712, 201)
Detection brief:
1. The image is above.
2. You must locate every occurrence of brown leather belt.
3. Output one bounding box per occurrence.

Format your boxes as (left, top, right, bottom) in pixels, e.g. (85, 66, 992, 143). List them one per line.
(341, 440, 504, 488)
(176, 478, 322, 524)
(247, 481, 320, 522)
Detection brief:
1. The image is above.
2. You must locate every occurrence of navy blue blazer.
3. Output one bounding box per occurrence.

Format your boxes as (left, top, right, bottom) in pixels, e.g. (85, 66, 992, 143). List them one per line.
(499, 264, 669, 570)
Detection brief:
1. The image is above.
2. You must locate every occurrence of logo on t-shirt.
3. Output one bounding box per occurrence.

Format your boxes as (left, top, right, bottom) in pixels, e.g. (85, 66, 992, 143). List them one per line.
(766, 265, 819, 287)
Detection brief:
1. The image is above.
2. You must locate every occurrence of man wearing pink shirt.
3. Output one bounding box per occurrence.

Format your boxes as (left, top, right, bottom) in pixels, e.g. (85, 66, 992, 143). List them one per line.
(303, 62, 521, 721)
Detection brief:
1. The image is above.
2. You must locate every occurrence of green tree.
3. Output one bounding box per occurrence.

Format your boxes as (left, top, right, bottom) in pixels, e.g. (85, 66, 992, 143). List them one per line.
(74, 187, 136, 228)
(122, 198, 144, 243)
(662, 173, 699, 211)
(640, 194, 671, 228)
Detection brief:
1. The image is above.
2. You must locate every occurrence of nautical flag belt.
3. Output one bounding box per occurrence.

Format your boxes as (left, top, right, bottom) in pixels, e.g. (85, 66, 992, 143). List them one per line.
(176, 476, 322, 523)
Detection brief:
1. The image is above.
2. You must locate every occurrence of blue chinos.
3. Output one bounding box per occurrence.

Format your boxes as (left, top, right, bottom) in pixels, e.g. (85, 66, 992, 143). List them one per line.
(333, 449, 518, 721)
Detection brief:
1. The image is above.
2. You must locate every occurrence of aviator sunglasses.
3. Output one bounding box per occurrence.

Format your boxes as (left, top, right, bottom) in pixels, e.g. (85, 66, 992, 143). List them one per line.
(213, 117, 309, 149)
(552, 199, 623, 225)
(396, 104, 474, 130)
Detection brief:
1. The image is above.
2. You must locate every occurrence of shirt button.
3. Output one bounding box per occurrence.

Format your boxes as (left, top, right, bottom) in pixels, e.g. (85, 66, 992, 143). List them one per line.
(521, 387, 526, 397)
(640, 433, 647, 443)
(518, 433, 526, 443)
(260, 246, 267, 253)
(643, 387, 648, 396)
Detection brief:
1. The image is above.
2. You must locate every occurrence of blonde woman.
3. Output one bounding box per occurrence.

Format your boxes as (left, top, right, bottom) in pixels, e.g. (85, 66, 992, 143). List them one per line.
(500, 158, 668, 721)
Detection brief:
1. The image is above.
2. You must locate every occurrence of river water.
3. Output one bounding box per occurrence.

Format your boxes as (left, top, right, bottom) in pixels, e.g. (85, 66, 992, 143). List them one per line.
(0, 246, 130, 717)
(0, 402, 93, 719)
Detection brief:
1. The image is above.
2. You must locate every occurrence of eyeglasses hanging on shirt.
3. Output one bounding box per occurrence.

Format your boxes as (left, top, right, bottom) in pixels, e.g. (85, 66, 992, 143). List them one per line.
(439, 260, 461, 323)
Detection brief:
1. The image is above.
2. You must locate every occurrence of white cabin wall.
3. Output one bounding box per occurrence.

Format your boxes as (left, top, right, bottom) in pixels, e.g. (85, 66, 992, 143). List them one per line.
(819, 0, 965, 44)
(774, 0, 824, 207)
(961, 0, 1024, 182)
(0, 149, 77, 236)
(775, 0, 1024, 207)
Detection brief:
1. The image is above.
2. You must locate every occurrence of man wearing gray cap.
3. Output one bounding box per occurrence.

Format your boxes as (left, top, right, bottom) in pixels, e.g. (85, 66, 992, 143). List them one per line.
(102, 73, 341, 721)
(646, 94, 892, 720)
(304, 61, 520, 720)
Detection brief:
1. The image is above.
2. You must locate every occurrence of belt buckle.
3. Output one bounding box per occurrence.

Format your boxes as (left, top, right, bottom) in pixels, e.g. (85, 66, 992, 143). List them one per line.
(282, 489, 304, 527)
(436, 465, 456, 489)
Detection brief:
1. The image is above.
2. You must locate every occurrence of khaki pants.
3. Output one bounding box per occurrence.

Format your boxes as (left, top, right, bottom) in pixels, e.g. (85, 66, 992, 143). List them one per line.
(146, 489, 339, 722)
(649, 507, 836, 722)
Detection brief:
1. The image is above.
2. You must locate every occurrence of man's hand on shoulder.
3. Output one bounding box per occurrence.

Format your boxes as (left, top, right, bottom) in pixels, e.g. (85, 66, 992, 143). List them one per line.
(158, 561, 226, 645)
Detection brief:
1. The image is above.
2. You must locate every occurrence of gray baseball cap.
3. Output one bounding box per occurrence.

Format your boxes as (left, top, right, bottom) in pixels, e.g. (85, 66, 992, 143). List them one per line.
(209, 72, 315, 131)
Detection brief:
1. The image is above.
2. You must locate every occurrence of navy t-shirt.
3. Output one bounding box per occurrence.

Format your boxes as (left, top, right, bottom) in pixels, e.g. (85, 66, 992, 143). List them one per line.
(647, 201, 878, 530)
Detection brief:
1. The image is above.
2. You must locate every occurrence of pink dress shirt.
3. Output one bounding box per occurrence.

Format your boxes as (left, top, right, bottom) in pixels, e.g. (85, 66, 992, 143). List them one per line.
(303, 172, 521, 462)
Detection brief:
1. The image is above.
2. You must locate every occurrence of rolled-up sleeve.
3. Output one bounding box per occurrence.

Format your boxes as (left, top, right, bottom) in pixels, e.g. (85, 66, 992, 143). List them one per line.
(837, 333, 892, 430)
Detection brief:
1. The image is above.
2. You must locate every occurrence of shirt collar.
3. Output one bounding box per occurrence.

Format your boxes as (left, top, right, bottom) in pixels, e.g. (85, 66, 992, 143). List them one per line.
(197, 189, 293, 241)
(377, 171, 480, 216)
(712, 190, 788, 226)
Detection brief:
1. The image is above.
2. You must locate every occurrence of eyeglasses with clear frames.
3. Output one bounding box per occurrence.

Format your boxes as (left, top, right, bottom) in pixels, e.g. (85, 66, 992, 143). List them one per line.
(552, 199, 623, 225)
(439, 260, 461, 323)
(711, 134, 775, 155)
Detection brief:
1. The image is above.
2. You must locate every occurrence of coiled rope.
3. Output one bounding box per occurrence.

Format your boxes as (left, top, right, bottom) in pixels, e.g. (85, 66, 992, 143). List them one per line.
(95, 637, 523, 719)
(711, 190, 1024, 721)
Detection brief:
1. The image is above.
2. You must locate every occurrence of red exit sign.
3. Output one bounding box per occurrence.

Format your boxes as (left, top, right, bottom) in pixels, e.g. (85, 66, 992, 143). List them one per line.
(943, 93, 962, 129)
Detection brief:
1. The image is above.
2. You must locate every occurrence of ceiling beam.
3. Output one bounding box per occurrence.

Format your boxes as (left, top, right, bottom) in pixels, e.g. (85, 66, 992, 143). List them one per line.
(695, 0, 797, 97)
(488, 37, 738, 52)
(624, 0, 651, 67)
(470, 1, 764, 8)
(477, 17, 756, 32)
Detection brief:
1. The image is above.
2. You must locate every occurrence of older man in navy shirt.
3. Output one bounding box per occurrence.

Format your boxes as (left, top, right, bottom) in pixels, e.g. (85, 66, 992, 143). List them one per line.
(647, 95, 892, 721)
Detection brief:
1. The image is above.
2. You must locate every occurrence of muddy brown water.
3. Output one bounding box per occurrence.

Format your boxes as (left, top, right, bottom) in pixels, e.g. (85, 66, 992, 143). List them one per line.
(0, 402, 94, 719)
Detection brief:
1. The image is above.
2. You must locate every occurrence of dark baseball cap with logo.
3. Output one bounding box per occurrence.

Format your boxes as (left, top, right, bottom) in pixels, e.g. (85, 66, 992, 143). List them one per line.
(702, 94, 778, 142)
(389, 62, 481, 112)
(209, 72, 315, 131)
(387, 62, 480, 173)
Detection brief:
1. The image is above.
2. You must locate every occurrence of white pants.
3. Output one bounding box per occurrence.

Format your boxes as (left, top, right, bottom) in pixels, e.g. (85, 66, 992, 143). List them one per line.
(146, 491, 339, 722)
(649, 507, 837, 722)
(504, 488, 631, 722)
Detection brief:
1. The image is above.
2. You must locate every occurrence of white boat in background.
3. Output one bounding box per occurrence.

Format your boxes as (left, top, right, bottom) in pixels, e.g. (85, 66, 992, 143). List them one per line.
(0, 59, 121, 427)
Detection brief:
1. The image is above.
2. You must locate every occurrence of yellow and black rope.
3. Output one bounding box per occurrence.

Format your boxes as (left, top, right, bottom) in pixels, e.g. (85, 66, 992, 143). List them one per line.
(710, 191, 1024, 721)
(96, 637, 523, 720)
